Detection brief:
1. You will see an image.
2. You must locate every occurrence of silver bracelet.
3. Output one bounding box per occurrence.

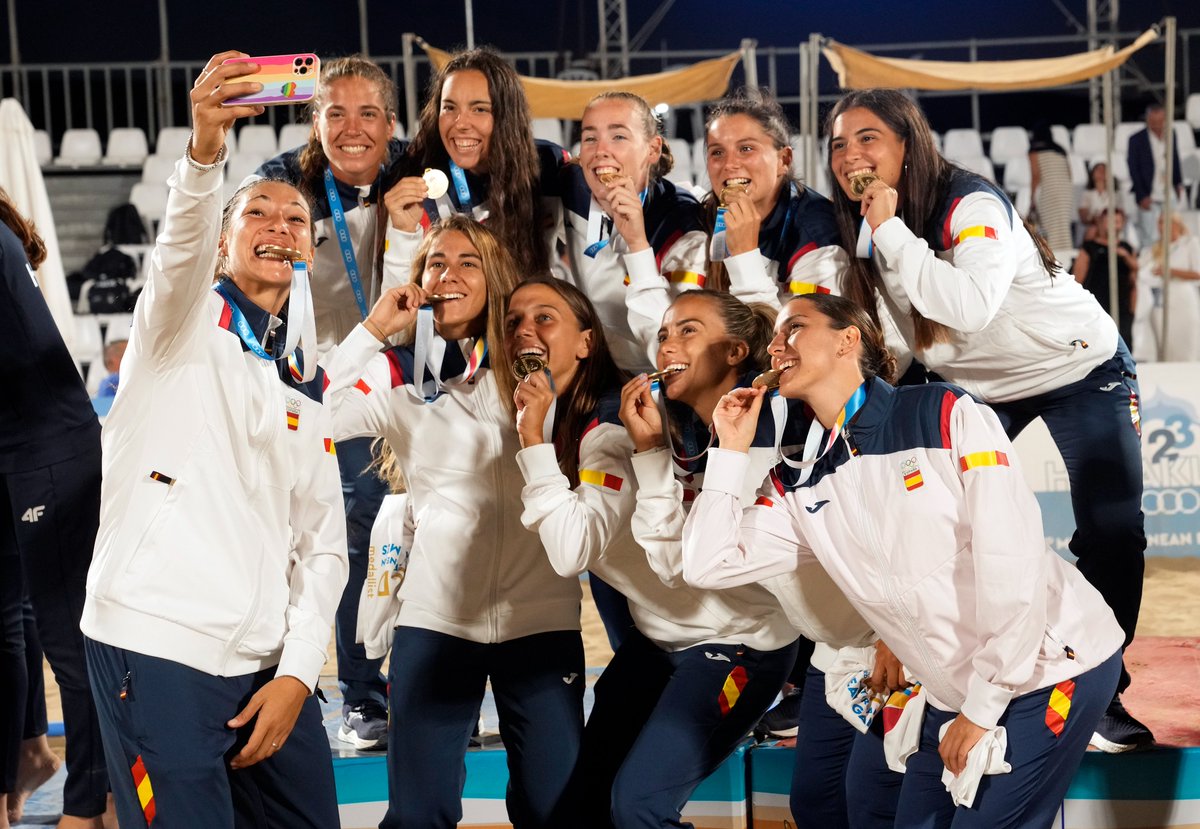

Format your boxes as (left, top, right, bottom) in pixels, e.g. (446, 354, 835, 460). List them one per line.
(184, 137, 227, 172)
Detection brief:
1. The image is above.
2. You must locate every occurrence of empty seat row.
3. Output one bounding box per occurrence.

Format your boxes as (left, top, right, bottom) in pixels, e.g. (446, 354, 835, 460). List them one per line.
(45, 120, 404, 169)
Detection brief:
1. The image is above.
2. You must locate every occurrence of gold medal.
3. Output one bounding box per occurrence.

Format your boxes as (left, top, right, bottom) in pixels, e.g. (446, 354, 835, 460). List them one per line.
(512, 354, 547, 378)
(848, 171, 879, 199)
(752, 369, 782, 391)
(256, 244, 306, 262)
(646, 366, 684, 382)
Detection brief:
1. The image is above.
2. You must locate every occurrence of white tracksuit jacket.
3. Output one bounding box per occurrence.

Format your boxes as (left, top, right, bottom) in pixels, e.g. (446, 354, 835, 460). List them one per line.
(517, 405, 797, 654)
(870, 169, 1118, 403)
(83, 158, 348, 690)
(323, 324, 582, 643)
(682, 378, 1124, 730)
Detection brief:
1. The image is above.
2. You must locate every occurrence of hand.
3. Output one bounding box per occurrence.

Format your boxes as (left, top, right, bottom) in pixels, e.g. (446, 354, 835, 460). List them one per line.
(939, 713, 987, 777)
(227, 675, 309, 769)
(860, 179, 898, 232)
(603, 177, 650, 252)
(721, 189, 764, 257)
(365, 284, 427, 340)
(383, 176, 429, 233)
(513, 370, 556, 448)
(711, 387, 765, 453)
(867, 639, 909, 695)
(1139, 196, 1152, 211)
(619, 374, 664, 452)
(189, 51, 265, 164)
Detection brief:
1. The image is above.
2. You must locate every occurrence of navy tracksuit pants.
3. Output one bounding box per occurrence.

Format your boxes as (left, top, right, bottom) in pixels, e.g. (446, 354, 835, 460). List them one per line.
(894, 650, 1120, 829)
(992, 343, 1145, 693)
(1, 446, 108, 817)
(382, 626, 585, 829)
(579, 628, 798, 829)
(85, 639, 339, 829)
(790, 665, 901, 829)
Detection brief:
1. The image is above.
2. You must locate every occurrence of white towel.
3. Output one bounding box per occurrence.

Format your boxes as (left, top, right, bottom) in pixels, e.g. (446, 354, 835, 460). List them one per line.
(882, 687, 926, 773)
(937, 722, 1012, 808)
(824, 646, 884, 733)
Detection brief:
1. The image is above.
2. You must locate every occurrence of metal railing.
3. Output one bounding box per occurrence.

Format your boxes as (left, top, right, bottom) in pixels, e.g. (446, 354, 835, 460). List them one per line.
(2, 27, 1197, 152)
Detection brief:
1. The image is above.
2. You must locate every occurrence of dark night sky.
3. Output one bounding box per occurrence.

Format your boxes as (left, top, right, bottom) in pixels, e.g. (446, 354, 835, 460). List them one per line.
(4, 0, 1200, 132)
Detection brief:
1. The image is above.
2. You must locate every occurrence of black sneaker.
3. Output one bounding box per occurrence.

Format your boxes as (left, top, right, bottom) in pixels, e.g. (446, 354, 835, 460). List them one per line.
(338, 702, 388, 750)
(756, 687, 802, 739)
(1090, 695, 1154, 753)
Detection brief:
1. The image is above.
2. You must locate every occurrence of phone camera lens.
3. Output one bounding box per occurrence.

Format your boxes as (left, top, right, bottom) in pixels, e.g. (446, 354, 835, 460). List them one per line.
(294, 58, 303, 66)
(298, 66, 308, 75)
(304, 57, 314, 66)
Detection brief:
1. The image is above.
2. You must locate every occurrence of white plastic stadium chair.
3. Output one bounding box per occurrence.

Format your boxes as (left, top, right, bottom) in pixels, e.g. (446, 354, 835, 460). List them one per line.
(1001, 156, 1031, 191)
(140, 154, 178, 184)
(532, 118, 564, 146)
(278, 123, 311, 152)
(155, 126, 193, 159)
(942, 129, 985, 163)
(1072, 124, 1108, 160)
(129, 182, 170, 232)
(238, 124, 279, 159)
(989, 126, 1029, 166)
(54, 129, 103, 167)
(103, 127, 149, 166)
(33, 130, 53, 166)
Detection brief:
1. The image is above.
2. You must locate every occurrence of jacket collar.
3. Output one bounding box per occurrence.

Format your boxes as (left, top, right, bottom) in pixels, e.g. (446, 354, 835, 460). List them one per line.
(216, 276, 286, 358)
(841, 375, 896, 444)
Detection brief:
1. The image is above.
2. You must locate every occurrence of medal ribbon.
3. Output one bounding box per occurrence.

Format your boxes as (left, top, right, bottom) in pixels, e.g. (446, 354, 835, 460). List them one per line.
(772, 381, 868, 482)
(855, 217, 874, 259)
(323, 167, 370, 319)
(408, 305, 487, 403)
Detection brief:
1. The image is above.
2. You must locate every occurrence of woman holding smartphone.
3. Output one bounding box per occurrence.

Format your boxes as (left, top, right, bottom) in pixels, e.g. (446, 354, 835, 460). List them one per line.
(700, 88, 847, 305)
(825, 88, 1149, 752)
(83, 52, 347, 829)
(506, 278, 803, 828)
(683, 292, 1124, 829)
(324, 216, 584, 829)
(254, 53, 412, 750)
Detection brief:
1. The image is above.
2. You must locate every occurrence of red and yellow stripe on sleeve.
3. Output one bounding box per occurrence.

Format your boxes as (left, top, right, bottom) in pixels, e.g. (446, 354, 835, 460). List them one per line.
(959, 450, 1009, 472)
(579, 468, 624, 491)
(952, 225, 998, 247)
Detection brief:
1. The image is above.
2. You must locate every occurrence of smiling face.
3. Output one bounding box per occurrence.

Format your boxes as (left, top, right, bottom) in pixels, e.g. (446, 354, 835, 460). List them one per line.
(438, 69, 494, 173)
(829, 106, 906, 201)
(767, 298, 850, 400)
(579, 98, 661, 196)
(313, 75, 395, 187)
(655, 293, 745, 408)
(219, 181, 313, 301)
(503, 282, 593, 393)
(419, 229, 488, 340)
(705, 113, 791, 216)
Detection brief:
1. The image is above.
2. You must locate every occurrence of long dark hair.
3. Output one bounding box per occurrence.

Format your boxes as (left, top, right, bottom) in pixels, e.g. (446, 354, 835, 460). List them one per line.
(410, 48, 551, 277)
(825, 89, 1057, 350)
(507, 276, 628, 487)
(0, 187, 46, 269)
(794, 293, 897, 383)
(699, 88, 798, 293)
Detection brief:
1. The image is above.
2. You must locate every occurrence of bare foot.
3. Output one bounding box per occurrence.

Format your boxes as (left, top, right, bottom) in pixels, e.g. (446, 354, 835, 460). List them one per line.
(7, 736, 61, 822)
(1, 792, 12, 829)
(57, 794, 119, 829)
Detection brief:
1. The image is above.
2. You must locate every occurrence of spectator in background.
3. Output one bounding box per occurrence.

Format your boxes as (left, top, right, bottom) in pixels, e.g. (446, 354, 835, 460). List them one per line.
(1128, 103, 1183, 247)
(1, 183, 111, 828)
(1073, 209, 1137, 347)
(96, 340, 126, 398)
(1136, 212, 1200, 362)
(1028, 121, 1074, 252)
(1079, 162, 1119, 242)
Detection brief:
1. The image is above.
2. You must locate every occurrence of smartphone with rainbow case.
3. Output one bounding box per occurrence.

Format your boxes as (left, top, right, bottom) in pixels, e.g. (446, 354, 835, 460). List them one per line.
(221, 53, 320, 106)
